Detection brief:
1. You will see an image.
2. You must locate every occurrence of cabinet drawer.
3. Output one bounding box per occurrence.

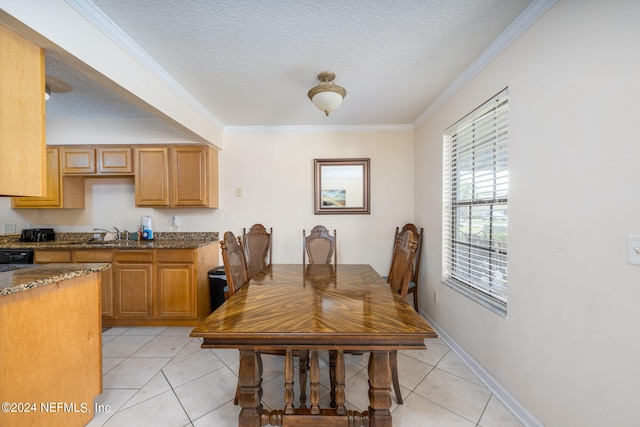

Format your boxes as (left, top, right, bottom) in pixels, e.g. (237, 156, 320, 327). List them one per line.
(34, 250, 73, 263)
(156, 249, 194, 263)
(74, 249, 113, 263)
(114, 250, 153, 263)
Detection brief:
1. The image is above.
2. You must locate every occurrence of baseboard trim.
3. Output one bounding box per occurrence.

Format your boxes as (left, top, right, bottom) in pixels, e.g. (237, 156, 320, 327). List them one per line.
(422, 311, 543, 427)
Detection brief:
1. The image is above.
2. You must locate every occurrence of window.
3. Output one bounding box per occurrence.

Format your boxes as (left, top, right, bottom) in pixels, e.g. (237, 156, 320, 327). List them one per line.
(442, 89, 509, 315)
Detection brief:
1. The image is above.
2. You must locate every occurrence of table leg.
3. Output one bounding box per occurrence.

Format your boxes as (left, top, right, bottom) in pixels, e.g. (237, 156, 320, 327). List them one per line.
(334, 350, 346, 416)
(284, 350, 295, 414)
(309, 350, 320, 415)
(238, 349, 263, 427)
(368, 351, 392, 427)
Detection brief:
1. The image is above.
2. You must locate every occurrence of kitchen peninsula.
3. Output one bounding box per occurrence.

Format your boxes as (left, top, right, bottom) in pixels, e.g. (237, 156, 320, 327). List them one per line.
(0, 263, 110, 427)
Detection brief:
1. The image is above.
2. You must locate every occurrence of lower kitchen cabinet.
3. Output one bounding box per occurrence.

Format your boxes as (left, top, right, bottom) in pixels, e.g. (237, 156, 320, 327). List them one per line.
(113, 250, 154, 319)
(73, 249, 113, 317)
(34, 244, 218, 326)
(107, 245, 215, 326)
(156, 249, 195, 319)
(34, 245, 216, 326)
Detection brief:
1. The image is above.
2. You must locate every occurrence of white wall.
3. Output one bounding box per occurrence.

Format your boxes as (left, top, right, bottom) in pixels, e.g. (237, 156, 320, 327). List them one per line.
(0, 122, 414, 274)
(216, 131, 415, 272)
(415, 1, 640, 426)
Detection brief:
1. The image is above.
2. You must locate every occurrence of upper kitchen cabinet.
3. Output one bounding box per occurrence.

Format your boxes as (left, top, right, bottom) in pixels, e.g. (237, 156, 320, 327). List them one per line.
(61, 147, 96, 174)
(135, 145, 218, 208)
(61, 146, 133, 175)
(12, 147, 85, 208)
(98, 147, 134, 174)
(0, 25, 46, 197)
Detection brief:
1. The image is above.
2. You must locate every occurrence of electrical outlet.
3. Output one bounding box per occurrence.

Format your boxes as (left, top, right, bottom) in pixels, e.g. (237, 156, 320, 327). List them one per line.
(235, 187, 243, 197)
(628, 235, 640, 265)
(2, 223, 16, 234)
(172, 215, 180, 230)
(434, 291, 438, 304)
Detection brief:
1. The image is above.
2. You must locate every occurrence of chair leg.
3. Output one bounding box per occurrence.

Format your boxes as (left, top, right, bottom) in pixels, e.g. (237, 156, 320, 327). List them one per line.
(390, 350, 403, 404)
(412, 288, 419, 312)
(329, 350, 337, 408)
(298, 350, 309, 408)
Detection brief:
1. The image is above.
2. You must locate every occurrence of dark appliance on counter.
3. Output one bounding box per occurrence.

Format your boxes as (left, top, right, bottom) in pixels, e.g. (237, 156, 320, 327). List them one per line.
(0, 249, 35, 272)
(20, 228, 55, 242)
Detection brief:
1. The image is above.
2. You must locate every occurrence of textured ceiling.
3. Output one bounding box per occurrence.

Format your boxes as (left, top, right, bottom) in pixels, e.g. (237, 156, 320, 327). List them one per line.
(44, 0, 532, 127)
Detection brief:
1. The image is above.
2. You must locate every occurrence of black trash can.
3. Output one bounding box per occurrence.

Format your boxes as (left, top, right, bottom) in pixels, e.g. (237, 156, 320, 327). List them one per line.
(208, 266, 227, 313)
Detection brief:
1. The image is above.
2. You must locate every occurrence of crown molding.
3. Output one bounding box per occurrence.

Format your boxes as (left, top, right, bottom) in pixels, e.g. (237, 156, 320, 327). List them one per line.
(65, 0, 224, 129)
(413, 0, 557, 127)
(223, 124, 414, 134)
(66, 0, 555, 134)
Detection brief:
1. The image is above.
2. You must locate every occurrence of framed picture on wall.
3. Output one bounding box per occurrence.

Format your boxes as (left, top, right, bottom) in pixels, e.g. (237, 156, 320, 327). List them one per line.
(314, 158, 370, 214)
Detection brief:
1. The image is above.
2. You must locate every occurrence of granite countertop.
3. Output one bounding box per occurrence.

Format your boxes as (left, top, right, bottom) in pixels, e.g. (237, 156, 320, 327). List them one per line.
(0, 263, 112, 297)
(0, 232, 219, 250)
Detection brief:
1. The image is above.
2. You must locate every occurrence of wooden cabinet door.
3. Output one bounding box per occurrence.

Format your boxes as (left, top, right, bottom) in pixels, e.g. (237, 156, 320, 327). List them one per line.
(74, 249, 113, 317)
(12, 147, 61, 207)
(156, 263, 196, 318)
(113, 250, 153, 318)
(113, 263, 153, 318)
(61, 147, 96, 174)
(12, 147, 85, 209)
(156, 249, 196, 318)
(172, 146, 207, 206)
(98, 147, 133, 174)
(172, 145, 218, 207)
(0, 25, 46, 197)
(134, 147, 170, 206)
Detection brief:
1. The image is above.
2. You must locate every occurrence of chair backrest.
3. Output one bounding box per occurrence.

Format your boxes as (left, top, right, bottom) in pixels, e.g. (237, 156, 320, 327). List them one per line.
(390, 223, 424, 285)
(241, 224, 272, 278)
(387, 228, 419, 298)
(220, 231, 250, 297)
(303, 225, 337, 265)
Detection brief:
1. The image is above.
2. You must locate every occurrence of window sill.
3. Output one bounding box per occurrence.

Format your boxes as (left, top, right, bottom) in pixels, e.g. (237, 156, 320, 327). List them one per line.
(442, 278, 507, 318)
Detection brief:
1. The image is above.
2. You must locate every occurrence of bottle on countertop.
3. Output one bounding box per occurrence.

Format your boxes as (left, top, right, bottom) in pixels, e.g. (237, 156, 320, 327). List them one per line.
(141, 216, 154, 240)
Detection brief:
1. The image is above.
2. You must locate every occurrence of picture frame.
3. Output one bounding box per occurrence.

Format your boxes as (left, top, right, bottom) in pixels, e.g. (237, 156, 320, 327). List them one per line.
(314, 158, 370, 214)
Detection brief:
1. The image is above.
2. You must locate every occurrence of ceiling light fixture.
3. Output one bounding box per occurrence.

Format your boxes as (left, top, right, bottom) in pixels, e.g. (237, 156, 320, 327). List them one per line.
(307, 71, 346, 116)
(45, 85, 50, 101)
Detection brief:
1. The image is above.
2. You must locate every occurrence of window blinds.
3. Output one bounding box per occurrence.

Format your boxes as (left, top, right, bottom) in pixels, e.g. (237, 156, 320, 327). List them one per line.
(443, 89, 509, 313)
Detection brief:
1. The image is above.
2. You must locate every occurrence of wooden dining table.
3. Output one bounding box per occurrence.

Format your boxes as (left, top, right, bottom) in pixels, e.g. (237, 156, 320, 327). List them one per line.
(190, 264, 437, 427)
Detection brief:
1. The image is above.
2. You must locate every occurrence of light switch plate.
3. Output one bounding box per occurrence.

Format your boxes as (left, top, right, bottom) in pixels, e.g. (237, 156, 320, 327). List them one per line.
(627, 235, 640, 265)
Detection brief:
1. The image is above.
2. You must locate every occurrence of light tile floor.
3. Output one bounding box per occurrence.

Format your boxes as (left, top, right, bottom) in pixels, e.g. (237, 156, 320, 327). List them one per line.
(88, 326, 524, 427)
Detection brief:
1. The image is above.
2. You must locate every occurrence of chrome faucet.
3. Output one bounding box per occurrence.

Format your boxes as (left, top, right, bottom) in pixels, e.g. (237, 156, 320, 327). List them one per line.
(93, 227, 121, 240)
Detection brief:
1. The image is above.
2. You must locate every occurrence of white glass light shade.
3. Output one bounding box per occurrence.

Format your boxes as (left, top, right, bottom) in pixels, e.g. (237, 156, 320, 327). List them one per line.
(310, 90, 344, 116)
(307, 71, 347, 116)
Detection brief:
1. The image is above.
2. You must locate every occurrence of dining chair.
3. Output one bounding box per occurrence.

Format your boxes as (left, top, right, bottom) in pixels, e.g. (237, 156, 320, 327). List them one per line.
(220, 231, 250, 299)
(224, 230, 309, 407)
(329, 227, 419, 406)
(388, 224, 424, 312)
(303, 225, 337, 265)
(387, 228, 419, 404)
(241, 224, 272, 278)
